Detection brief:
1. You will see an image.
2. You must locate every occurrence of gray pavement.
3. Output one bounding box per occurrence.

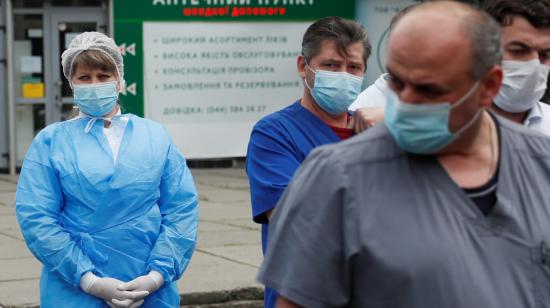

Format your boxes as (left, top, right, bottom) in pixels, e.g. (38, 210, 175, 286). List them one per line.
(0, 168, 264, 307)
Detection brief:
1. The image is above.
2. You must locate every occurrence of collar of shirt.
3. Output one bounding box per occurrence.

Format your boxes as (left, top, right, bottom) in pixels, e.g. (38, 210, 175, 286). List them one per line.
(525, 101, 543, 128)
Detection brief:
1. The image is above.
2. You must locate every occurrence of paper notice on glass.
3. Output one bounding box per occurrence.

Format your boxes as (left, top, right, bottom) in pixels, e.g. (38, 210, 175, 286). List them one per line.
(21, 56, 42, 73)
(28, 29, 43, 38)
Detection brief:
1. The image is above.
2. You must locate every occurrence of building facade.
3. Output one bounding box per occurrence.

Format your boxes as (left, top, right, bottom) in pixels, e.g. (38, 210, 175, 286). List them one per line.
(5, 0, 538, 175)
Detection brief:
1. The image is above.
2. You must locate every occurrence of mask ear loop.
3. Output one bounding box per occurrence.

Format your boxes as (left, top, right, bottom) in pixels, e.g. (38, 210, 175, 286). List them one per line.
(451, 80, 481, 110)
(449, 80, 482, 137)
(303, 56, 316, 91)
(303, 57, 317, 75)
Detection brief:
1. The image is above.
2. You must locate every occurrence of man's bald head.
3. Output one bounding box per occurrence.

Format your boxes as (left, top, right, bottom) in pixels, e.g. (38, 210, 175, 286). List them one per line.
(391, 1, 501, 79)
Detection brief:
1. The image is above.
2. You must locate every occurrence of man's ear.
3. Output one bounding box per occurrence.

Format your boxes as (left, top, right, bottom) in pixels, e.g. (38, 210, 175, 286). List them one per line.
(479, 65, 503, 108)
(297, 55, 307, 80)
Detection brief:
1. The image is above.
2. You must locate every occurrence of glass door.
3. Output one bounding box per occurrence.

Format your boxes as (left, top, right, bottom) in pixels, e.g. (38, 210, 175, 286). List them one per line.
(48, 8, 106, 123)
(12, 6, 106, 165)
(0, 0, 8, 170)
(13, 13, 46, 165)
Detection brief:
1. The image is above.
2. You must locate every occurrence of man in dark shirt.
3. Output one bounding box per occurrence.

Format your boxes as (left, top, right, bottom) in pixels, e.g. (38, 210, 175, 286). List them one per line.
(258, 2, 550, 307)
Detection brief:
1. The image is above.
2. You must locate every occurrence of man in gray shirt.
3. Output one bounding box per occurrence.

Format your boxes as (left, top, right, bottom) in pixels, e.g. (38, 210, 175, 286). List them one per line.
(258, 1, 550, 307)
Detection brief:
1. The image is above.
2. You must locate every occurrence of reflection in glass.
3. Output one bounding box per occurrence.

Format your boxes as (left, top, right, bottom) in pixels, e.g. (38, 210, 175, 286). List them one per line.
(13, 0, 42, 8)
(14, 14, 44, 99)
(15, 104, 45, 164)
(62, 104, 79, 121)
(13, 14, 45, 165)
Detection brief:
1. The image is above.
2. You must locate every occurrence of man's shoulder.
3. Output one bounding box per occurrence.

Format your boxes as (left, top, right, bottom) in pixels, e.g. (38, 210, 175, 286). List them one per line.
(499, 111, 544, 137)
(536, 101, 550, 124)
(252, 102, 307, 137)
(255, 101, 301, 125)
(498, 113, 550, 156)
(309, 124, 403, 168)
(535, 101, 550, 135)
(537, 101, 550, 113)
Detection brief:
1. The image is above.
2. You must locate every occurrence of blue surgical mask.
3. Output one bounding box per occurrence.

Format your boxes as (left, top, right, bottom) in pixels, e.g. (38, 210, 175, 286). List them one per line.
(73, 81, 118, 117)
(384, 81, 480, 154)
(304, 63, 363, 114)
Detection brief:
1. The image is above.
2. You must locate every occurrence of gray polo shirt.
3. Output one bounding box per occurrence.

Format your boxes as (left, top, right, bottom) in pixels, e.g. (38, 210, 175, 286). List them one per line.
(258, 114, 550, 308)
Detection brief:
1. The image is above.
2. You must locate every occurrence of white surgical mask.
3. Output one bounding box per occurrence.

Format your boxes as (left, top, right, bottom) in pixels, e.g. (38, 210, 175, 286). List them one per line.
(494, 59, 550, 113)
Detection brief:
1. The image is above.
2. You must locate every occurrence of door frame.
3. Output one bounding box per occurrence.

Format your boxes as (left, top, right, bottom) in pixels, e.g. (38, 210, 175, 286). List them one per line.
(0, 0, 7, 170)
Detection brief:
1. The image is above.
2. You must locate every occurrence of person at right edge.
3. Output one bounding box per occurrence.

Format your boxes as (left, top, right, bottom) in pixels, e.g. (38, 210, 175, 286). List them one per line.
(484, 0, 550, 132)
(350, 0, 550, 134)
(258, 1, 550, 307)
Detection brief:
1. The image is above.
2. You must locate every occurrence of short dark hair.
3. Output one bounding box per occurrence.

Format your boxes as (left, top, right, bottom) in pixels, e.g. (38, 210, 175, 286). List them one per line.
(483, 0, 550, 29)
(302, 16, 371, 68)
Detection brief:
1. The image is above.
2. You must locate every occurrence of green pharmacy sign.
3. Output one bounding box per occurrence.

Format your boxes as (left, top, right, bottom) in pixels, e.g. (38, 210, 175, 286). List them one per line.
(114, 0, 354, 158)
(115, 0, 354, 22)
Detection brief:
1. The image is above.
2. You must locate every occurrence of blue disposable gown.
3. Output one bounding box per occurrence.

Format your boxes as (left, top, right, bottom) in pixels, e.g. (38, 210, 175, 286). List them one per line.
(246, 101, 341, 308)
(16, 114, 199, 307)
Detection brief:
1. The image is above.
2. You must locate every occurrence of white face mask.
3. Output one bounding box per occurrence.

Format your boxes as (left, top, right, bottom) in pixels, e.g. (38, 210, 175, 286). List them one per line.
(494, 59, 550, 113)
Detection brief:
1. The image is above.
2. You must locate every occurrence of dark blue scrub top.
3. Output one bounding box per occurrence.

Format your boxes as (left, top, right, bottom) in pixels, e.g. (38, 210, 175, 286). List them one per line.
(246, 101, 341, 308)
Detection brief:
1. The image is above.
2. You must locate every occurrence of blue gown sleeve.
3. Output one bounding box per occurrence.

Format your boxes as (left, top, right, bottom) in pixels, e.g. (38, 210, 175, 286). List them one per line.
(15, 130, 95, 288)
(146, 140, 199, 283)
(246, 123, 301, 224)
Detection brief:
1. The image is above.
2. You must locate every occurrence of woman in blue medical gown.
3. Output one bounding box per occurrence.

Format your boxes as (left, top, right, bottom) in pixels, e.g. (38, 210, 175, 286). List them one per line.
(15, 32, 199, 308)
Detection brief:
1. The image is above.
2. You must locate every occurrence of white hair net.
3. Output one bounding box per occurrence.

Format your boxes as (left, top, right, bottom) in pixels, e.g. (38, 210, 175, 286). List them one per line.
(61, 31, 124, 88)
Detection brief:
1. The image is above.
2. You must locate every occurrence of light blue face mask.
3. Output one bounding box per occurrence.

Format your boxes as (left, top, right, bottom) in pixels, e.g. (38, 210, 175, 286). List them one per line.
(73, 81, 118, 117)
(384, 81, 481, 154)
(304, 63, 363, 115)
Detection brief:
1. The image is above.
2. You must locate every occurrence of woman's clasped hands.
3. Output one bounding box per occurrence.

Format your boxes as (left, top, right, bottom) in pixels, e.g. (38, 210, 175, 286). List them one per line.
(82, 272, 164, 308)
